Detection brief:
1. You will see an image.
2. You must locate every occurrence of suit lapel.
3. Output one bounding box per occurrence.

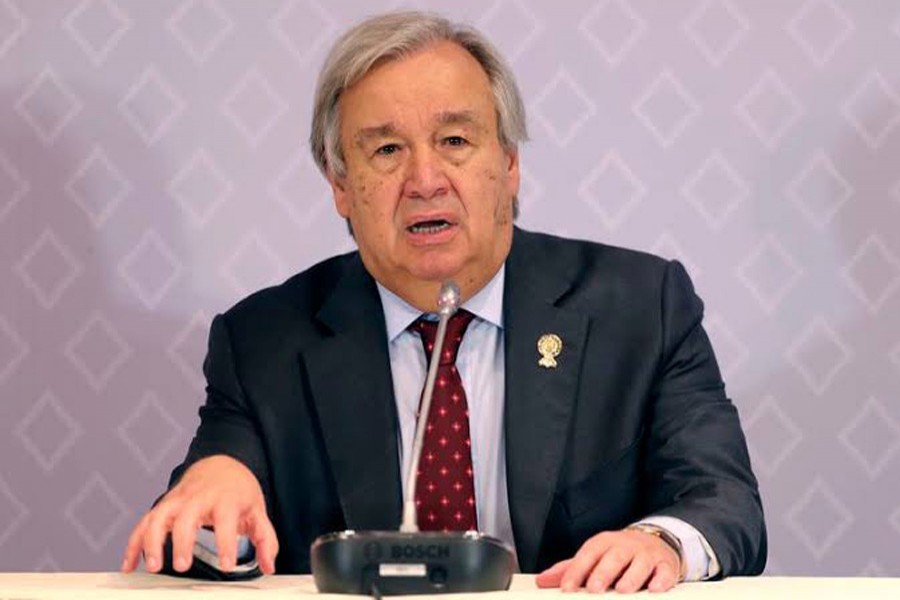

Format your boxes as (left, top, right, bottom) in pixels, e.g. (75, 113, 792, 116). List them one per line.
(503, 230, 589, 572)
(301, 256, 402, 530)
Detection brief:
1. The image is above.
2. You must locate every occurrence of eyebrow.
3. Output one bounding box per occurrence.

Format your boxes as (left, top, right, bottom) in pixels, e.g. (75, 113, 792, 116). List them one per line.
(355, 123, 398, 145)
(436, 110, 481, 127)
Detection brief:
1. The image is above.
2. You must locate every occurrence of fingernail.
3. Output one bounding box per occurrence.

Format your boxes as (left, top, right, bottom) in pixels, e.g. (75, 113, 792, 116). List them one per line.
(146, 556, 159, 572)
(121, 559, 129, 571)
(174, 556, 188, 572)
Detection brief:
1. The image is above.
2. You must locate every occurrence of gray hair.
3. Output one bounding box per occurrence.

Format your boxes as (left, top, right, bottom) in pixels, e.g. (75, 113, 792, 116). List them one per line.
(310, 11, 528, 182)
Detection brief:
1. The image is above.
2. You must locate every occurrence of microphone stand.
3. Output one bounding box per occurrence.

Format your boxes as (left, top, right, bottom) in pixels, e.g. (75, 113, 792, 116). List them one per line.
(311, 282, 515, 596)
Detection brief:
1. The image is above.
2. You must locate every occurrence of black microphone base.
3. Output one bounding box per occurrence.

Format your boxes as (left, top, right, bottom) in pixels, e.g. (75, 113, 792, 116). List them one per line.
(311, 530, 515, 595)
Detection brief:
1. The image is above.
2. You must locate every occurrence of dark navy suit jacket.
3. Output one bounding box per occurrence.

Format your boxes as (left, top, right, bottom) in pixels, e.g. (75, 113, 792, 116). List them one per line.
(168, 228, 766, 575)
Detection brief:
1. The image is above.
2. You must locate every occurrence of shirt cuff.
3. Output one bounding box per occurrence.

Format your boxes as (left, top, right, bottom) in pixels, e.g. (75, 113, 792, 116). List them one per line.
(635, 516, 721, 582)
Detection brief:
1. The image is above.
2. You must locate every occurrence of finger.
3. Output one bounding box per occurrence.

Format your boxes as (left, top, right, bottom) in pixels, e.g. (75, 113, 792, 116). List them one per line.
(142, 502, 179, 573)
(560, 539, 614, 593)
(213, 505, 240, 572)
(535, 559, 572, 588)
(583, 547, 633, 594)
(170, 503, 203, 573)
(245, 507, 279, 575)
(614, 554, 655, 594)
(647, 561, 679, 593)
(121, 514, 150, 572)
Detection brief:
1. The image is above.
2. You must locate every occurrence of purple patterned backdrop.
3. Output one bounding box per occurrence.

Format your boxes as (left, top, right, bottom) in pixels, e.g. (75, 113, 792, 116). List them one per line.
(1, 0, 899, 575)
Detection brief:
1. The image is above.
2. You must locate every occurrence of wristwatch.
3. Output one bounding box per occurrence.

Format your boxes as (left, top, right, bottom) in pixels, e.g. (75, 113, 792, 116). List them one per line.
(625, 523, 686, 581)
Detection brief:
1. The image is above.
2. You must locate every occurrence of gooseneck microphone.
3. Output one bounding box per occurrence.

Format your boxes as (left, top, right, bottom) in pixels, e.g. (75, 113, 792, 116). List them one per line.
(400, 281, 460, 534)
(311, 281, 515, 596)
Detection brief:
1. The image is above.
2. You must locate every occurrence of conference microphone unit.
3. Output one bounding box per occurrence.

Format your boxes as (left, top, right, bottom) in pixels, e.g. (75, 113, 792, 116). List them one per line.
(311, 281, 516, 596)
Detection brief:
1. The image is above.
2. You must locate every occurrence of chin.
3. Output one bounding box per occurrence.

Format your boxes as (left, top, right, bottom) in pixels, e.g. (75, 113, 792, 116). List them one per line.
(407, 257, 465, 284)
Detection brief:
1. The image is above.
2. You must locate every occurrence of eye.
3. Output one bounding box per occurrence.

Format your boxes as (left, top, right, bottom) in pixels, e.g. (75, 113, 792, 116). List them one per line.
(375, 143, 401, 156)
(443, 136, 468, 147)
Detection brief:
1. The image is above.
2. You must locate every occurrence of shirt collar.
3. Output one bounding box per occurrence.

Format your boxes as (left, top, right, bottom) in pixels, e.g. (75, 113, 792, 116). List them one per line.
(377, 265, 506, 343)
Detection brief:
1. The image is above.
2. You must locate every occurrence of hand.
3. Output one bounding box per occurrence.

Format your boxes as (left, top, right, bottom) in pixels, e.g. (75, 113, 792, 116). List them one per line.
(535, 528, 682, 593)
(121, 455, 279, 575)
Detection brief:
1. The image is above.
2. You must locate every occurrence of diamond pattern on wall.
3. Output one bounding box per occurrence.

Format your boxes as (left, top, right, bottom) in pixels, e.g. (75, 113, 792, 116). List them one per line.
(221, 69, 288, 148)
(0, 0, 27, 58)
(33, 552, 60, 573)
(682, 151, 748, 230)
(0, 151, 29, 222)
(63, 473, 130, 553)
(4, 0, 900, 576)
(785, 478, 853, 560)
(270, 153, 329, 228)
(118, 67, 186, 146)
(62, 0, 131, 65)
(65, 145, 131, 229)
(737, 234, 802, 314)
(0, 314, 28, 385)
(220, 231, 287, 296)
(840, 235, 900, 313)
(577, 151, 645, 230)
(14, 68, 83, 145)
(579, 0, 645, 67)
(891, 342, 900, 373)
(786, 317, 852, 396)
(64, 313, 132, 392)
(14, 390, 83, 473)
(736, 70, 803, 150)
(167, 0, 234, 65)
(14, 229, 83, 310)
(169, 149, 232, 227)
(837, 396, 900, 479)
(633, 71, 699, 147)
(890, 505, 900, 536)
(270, 0, 337, 65)
(531, 69, 597, 147)
(682, 0, 749, 67)
(167, 311, 211, 391)
(117, 391, 185, 473)
(743, 395, 803, 477)
(787, 0, 854, 67)
(118, 229, 183, 310)
(786, 151, 853, 229)
(0, 475, 29, 548)
(703, 314, 748, 380)
(841, 71, 900, 149)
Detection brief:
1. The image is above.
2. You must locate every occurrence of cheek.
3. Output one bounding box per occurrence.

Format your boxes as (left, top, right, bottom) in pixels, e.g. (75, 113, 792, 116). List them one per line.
(478, 167, 513, 224)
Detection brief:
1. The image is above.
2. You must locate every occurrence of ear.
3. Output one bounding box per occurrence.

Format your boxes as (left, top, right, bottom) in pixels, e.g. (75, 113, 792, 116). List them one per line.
(504, 147, 520, 198)
(327, 168, 351, 218)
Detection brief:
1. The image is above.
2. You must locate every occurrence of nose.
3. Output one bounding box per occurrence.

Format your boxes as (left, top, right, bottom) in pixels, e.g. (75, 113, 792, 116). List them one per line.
(402, 147, 449, 200)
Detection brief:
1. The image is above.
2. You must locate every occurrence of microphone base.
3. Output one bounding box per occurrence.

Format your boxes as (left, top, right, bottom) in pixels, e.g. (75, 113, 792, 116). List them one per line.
(311, 530, 515, 595)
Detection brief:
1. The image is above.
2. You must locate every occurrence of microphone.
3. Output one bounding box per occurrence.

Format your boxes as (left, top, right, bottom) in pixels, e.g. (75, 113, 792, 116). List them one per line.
(311, 281, 515, 596)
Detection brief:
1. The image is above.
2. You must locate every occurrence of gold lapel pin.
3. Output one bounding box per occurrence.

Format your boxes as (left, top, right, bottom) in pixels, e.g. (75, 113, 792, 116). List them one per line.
(537, 333, 562, 368)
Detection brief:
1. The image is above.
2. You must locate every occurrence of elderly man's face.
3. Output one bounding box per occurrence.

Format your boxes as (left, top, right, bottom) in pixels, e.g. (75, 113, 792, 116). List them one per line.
(329, 41, 519, 311)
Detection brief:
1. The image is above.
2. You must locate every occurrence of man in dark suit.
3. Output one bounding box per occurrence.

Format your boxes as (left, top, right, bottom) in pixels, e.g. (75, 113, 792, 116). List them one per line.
(122, 11, 765, 593)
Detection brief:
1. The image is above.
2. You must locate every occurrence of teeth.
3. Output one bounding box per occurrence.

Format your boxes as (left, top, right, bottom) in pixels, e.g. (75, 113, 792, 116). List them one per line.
(409, 221, 450, 234)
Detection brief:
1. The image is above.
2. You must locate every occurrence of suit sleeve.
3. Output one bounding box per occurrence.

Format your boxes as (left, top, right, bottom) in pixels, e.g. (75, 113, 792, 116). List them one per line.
(642, 260, 766, 577)
(166, 313, 271, 501)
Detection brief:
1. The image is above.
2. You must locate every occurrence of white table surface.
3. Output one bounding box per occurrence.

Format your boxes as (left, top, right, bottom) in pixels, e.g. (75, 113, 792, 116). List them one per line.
(1, 573, 899, 599)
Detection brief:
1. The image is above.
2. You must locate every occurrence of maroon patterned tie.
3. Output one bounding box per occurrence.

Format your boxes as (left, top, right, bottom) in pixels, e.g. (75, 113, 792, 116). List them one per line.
(411, 310, 478, 531)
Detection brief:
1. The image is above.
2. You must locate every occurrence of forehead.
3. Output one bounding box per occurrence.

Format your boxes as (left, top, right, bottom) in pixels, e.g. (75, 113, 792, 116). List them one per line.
(338, 41, 497, 132)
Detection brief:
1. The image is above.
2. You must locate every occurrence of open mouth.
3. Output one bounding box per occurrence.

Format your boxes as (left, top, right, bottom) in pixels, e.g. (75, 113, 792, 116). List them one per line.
(407, 219, 452, 234)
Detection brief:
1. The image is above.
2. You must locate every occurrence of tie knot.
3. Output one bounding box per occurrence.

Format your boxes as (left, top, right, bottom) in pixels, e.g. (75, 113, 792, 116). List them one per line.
(412, 310, 475, 366)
